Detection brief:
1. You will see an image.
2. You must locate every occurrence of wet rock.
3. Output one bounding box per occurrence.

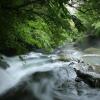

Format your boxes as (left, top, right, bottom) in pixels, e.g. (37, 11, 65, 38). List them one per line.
(74, 68, 100, 88)
(57, 54, 72, 62)
(58, 55, 70, 62)
(0, 82, 38, 100)
(0, 55, 4, 60)
(32, 71, 53, 81)
(88, 65, 94, 72)
(75, 77, 82, 82)
(48, 54, 70, 62)
(0, 55, 9, 69)
(0, 60, 9, 69)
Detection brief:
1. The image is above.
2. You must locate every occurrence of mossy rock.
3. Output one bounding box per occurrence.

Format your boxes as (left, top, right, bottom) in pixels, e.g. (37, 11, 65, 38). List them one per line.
(57, 54, 71, 62)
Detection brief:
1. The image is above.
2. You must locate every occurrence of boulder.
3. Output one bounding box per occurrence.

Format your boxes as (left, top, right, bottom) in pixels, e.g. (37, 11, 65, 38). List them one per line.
(74, 68, 100, 88)
(0, 82, 37, 100)
(0, 60, 9, 69)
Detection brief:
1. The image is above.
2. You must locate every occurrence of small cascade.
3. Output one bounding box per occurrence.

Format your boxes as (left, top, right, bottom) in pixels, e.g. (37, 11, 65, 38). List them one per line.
(0, 45, 100, 100)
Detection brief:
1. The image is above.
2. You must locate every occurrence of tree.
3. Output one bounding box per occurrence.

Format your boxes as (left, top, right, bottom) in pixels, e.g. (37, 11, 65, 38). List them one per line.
(0, 0, 99, 55)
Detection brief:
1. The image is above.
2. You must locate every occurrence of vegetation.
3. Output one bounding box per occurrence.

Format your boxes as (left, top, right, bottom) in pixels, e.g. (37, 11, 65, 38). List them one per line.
(0, 0, 100, 56)
(76, 0, 100, 37)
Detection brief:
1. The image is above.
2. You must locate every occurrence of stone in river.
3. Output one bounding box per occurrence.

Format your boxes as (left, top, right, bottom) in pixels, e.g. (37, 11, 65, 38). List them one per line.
(74, 68, 100, 88)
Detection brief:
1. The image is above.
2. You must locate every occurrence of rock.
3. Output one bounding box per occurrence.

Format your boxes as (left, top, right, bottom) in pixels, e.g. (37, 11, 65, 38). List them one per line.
(74, 68, 100, 88)
(0, 55, 4, 60)
(0, 54, 9, 69)
(0, 71, 53, 100)
(88, 65, 94, 71)
(57, 54, 71, 62)
(0, 60, 9, 69)
(75, 77, 82, 82)
(58, 56, 70, 62)
(0, 82, 37, 100)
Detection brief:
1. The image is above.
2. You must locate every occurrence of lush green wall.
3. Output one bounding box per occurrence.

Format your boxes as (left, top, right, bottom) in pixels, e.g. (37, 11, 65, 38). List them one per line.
(1, 0, 99, 56)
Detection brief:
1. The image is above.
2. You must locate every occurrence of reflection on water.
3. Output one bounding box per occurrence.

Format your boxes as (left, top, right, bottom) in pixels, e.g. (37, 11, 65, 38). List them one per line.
(0, 44, 100, 100)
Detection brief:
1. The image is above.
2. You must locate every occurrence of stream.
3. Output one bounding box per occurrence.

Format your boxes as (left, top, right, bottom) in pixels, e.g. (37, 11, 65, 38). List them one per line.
(0, 43, 100, 100)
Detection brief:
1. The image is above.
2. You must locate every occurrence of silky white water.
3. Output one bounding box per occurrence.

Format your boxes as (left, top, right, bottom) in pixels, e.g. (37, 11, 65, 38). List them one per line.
(0, 44, 100, 100)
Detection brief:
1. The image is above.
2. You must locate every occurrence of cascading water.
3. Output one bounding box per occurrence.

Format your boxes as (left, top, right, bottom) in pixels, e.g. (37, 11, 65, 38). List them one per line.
(0, 44, 100, 100)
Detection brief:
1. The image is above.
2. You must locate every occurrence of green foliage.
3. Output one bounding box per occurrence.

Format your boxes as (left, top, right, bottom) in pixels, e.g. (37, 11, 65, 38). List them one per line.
(76, 0, 100, 38)
(92, 22, 100, 37)
(1, 0, 95, 55)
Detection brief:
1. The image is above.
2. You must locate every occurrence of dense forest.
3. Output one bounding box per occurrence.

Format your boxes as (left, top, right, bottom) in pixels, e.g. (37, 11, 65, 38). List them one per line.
(0, 0, 100, 56)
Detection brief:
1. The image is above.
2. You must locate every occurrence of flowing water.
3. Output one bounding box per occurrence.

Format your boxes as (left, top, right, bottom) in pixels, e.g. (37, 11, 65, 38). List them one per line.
(0, 43, 100, 100)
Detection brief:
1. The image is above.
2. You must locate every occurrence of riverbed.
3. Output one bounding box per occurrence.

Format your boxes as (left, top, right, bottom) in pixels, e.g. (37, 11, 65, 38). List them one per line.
(0, 43, 100, 100)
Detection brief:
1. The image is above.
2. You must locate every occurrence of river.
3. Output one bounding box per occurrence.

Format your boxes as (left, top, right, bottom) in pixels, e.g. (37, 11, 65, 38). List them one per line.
(0, 43, 100, 100)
